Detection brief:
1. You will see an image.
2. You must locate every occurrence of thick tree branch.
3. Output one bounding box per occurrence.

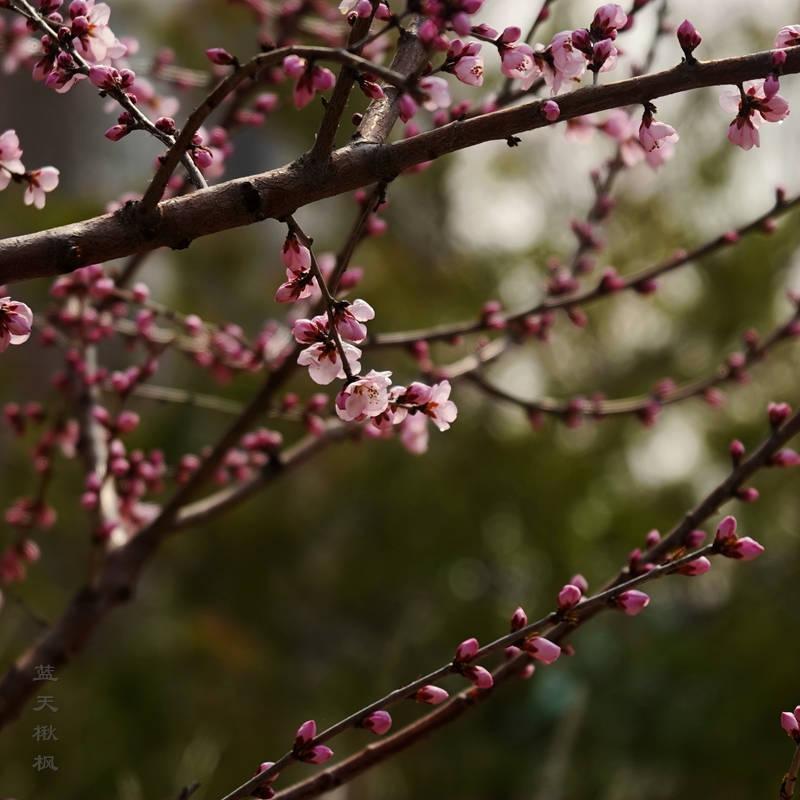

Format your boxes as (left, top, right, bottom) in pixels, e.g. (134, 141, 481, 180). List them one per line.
(4, 46, 797, 285)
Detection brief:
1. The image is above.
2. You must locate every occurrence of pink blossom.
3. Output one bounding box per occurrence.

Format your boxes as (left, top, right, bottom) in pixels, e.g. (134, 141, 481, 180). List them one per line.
(293, 65, 336, 109)
(570, 574, 589, 593)
(615, 589, 650, 615)
(465, 665, 493, 689)
(0, 129, 24, 189)
(292, 316, 328, 345)
(726, 536, 765, 561)
(297, 341, 362, 385)
(591, 4, 628, 39)
(206, 47, 236, 66)
(639, 113, 679, 154)
(282, 55, 307, 79)
(677, 20, 702, 61)
(416, 685, 449, 705)
(301, 746, 334, 764)
(454, 55, 484, 87)
(781, 711, 800, 738)
(542, 100, 560, 122)
(400, 414, 429, 455)
(282, 235, 312, 273)
(275, 273, 315, 304)
(500, 42, 538, 84)
(775, 25, 800, 49)
(335, 370, 392, 421)
(419, 76, 451, 112)
(558, 583, 582, 609)
(545, 31, 588, 94)
(362, 710, 392, 735)
(678, 556, 711, 576)
(397, 93, 419, 122)
(23, 167, 59, 209)
(295, 719, 316, 746)
(510, 606, 527, 631)
(333, 299, 375, 343)
(721, 81, 790, 150)
(71, 1, 126, 62)
(773, 449, 800, 467)
(524, 636, 561, 664)
(715, 515, 738, 544)
(455, 637, 480, 662)
(0, 296, 33, 351)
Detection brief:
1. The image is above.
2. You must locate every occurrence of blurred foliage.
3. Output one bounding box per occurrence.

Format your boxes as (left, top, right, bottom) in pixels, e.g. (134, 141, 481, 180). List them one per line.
(1, 1, 800, 799)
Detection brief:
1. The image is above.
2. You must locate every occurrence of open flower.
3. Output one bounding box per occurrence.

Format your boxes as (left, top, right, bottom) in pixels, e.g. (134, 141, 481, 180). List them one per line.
(0, 296, 33, 351)
(775, 25, 800, 49)
(23, 167, 59, 209)
(335, 370, 392, 421)
(721, 80, 790, 150)
(332, 299, 375, 343)
(0, 129, 24, 189)
(70, 1, 126, 62)
(297, 341, 362, 385)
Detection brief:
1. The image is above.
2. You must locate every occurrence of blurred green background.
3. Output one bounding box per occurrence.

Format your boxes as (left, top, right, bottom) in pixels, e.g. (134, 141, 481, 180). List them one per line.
(1, 1, 800, 798)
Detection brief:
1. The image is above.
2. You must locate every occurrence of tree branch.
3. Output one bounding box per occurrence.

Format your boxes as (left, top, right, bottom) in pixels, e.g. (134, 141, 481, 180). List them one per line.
(5, 47, 797, 285)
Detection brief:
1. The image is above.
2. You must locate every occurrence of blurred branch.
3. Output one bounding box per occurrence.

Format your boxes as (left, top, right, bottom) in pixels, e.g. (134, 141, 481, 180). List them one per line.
(781, 745, 800, 800)
(217, 409, 800, 800)
(4, 45, 800, 284)
(369, 189, 800, 348)
(465, 306, 800, 424)
(308, 2, 379, 162)
(5, 0, 206, 190)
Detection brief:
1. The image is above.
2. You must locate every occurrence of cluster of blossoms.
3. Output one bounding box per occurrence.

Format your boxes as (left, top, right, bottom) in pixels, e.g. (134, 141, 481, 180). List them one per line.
(274, 230, 458, 450)
(486, 3, 629, 95)
(721, 75, 791, 151)
(31, 0, 126, 92)
(0, 129, 59, 208)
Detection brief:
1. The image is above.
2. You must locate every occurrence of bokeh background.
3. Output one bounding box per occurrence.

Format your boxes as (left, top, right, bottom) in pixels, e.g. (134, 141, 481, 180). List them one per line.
(2, 0, 800, 798)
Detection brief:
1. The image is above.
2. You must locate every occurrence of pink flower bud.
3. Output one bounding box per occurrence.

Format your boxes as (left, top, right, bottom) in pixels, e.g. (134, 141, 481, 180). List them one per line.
(615, 590, 650, 616)
(465, 665, 494, 689)
(295, 719, 316, 747)
(301, 745, 334, 764)
(116, 410, 139, 433)
(645, 529, 661, 547)
(524, 636, 561, 665)
(416, 685, 449, 705)
(510, 606, 527, 631)
(730, 439, 745, 463)
(557, 584, 582, 609)
(678, 556, 711, 576)
(362, 710, 392, 735)
(736, 487, 760, 503)
(206, 47, 236, 66)
(715, 515, 737, 544)
(781, 711, 799, 737)
(676, 19, 702, 60)
(542, 100, 560, 122)
(768, 401, 792, 427)
(727, 536, 765, 561)
(773, 449, 800, 467)
(455, 637, 480, 662)
(569, 574, 589, 593)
